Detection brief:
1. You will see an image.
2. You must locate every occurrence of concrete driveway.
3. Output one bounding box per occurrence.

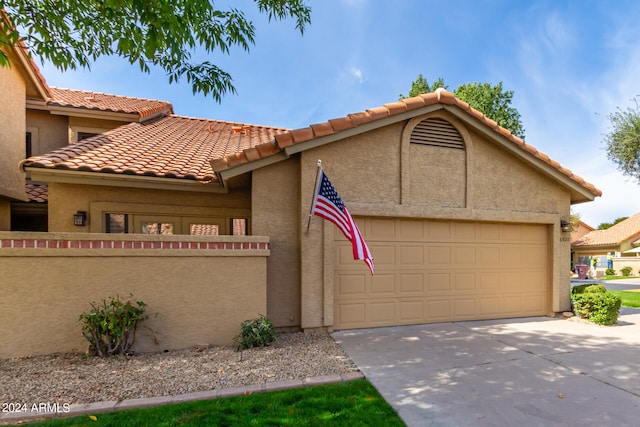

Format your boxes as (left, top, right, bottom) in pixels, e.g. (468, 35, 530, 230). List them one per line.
(332, 313, 640, 426)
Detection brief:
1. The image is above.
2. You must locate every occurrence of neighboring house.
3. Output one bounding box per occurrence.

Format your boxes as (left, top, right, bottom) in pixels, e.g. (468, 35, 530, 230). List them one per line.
(21, 88, 602, 332)
(572, 212, 640, 272)
(571, 220, 595, 244)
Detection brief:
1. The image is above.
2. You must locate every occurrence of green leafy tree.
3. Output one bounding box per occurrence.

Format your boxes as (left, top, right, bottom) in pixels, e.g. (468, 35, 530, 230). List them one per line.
(400, 75, 525, 139)
(399, 74, 448, 99)
(604, 96, 640, 183)
(0, 0, 311, 102)
(597, 216, 628, 230)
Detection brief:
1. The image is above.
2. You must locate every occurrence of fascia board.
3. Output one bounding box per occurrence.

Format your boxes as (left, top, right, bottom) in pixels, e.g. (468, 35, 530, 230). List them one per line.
(26, 168, 226, 194)
(47, 106, 139, 122)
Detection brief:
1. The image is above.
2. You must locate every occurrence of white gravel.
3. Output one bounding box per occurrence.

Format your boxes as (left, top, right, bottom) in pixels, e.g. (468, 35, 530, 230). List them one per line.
(0, 332, 358, 406)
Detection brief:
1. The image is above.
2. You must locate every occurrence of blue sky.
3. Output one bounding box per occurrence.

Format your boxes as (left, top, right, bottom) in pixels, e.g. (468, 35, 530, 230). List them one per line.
(38, 0, 640, 227)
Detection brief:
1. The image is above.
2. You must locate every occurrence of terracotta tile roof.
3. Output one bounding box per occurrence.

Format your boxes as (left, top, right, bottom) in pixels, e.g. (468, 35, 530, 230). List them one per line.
(1, 10, 51, 99)
(25, 183, 48, 202)
(211, 89, 601, 198)
(48, 87, 173, 120)
(21, 115, 288, 183)
(572, 212, 640, 247)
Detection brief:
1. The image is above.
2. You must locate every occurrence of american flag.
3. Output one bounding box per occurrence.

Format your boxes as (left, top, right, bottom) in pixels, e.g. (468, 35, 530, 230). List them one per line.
(311, 170, 374, 274)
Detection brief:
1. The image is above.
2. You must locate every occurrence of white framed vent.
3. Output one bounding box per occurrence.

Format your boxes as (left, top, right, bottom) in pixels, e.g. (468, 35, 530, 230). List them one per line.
(410, 118, 464, 150)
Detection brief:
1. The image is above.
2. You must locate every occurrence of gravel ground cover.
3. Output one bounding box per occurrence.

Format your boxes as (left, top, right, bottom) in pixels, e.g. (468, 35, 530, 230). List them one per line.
(0, 332, 358, 406)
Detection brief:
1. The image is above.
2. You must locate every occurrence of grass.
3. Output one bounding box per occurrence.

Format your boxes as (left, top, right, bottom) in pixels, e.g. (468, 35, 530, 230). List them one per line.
(608, 290, 640, 308)
(602, 275, 640, 280)
(22, 379, 404, 427)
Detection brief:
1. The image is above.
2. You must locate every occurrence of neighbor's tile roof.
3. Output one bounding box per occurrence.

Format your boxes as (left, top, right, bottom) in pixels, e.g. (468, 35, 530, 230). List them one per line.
(22, 115, 288, 182)
(211, 89, 601, 198)
(48, 87, 174, 120)
(572, 212, 640, 247)
(25, 183, 48, 202)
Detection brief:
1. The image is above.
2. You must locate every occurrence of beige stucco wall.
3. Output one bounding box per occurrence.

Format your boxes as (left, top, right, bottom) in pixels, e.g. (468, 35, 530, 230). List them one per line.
(0, 232, 269, 359)
(47, 182, 251, 233)
(25, 109, 69, 155)
(0, 52, 28, 204)
(285, 110, 572, 329)
(252, 159, 301, 329)
(68, 116, 130, 144)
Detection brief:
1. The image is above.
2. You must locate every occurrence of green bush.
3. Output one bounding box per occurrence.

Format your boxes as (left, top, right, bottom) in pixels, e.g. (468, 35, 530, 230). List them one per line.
(605, 268, 616, 276)
(79, 295, 147, 357)
(571, 291, 621, 326)
(234, 315, 276, 351)
(571, 284, 606, 295)
(621, 266, 633, 276)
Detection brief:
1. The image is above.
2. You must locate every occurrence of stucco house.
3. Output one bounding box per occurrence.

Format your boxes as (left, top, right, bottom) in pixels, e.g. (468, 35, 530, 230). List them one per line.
(572, 212, 640, 275)
(1, 35, 603, 358)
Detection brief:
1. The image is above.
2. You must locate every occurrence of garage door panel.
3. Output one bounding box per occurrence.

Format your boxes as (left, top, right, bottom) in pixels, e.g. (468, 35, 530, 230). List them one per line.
(427, 273, 451, 291)
(399, 273, 424, 294)
(426, 299, 451, 319)
(453, 272, 475, 291)
(334, 218, 549, 330)
(454, 246, 476, 265)
(400, 245, 424, 265)
(370, 301, 395, 322)
(371, 274, 396, 295)
(398, 300, 424, 321)
(428, 246, 451, 265)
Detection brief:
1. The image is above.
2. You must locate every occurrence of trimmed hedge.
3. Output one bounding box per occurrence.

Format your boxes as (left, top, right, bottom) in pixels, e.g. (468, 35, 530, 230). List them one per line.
(571, 284, 621, 325)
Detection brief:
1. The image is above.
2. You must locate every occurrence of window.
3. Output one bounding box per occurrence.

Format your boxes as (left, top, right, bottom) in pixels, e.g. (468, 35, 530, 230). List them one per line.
(77, 132, 99, 141)
(25, 132, 32, 158)
(230, 218, 248, 235)
(142, 222, 174, 235)
(189, 224, 219, 235)
(105, 213, 129, 233)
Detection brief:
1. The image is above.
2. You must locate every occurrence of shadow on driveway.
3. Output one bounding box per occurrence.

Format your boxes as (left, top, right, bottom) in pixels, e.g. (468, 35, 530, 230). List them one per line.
(333, 314, 640, 426)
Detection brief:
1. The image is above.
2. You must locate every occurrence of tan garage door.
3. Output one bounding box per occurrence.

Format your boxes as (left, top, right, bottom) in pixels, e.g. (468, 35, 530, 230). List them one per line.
(334, 218, 549, 330)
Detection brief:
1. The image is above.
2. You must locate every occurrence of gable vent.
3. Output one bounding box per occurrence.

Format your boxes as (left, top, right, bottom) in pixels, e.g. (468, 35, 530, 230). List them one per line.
(410, 118, 464, 150)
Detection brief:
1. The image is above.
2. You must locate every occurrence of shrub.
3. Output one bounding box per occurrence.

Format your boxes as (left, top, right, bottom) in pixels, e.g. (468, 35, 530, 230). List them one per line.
(571, 284, 606, 295)
(79, 295, 147, 357)
(234, 315, 276, 351)
(571, 291, 621, 326)
(605, 268, 616, 276)
(621, 266, 633, 276)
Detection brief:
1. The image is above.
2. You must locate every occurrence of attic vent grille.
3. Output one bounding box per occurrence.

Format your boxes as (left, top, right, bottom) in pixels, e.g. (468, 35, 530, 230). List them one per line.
(410, 118, 464, 150)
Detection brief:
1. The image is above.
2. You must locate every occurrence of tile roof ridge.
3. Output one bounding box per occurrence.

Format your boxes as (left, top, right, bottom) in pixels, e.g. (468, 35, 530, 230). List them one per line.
(167, 114, 290, 131)
(50, 87, 172, 105)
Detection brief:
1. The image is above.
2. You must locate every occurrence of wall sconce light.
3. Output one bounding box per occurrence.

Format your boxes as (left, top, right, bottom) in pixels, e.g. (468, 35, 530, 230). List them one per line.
(560, 219, 571, 233)
(73, 211, 87, 226)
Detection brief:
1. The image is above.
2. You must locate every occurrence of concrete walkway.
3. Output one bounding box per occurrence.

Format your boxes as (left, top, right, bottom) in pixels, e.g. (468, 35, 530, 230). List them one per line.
(0, 372, 363, 425)
(333, 313, 640, 427)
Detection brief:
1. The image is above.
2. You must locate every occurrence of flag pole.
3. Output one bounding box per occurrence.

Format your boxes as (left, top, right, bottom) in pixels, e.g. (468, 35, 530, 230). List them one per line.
(306, 159, 323, 234)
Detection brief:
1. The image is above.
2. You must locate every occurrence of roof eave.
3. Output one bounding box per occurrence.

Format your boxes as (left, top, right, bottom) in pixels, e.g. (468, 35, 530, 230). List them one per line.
(46, 105, 141, 122)
(26, 167, 226, 194)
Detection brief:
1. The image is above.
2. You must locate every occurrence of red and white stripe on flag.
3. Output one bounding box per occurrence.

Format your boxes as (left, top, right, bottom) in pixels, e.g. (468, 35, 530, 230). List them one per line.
(311, 170, 374, 275)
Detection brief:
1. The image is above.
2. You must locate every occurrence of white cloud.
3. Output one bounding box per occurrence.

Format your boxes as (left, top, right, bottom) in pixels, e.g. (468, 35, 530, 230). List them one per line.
(350, 67, 364, 83)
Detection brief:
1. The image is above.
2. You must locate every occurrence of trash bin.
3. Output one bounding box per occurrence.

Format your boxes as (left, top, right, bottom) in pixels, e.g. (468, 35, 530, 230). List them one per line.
(575, 265, 588, 280)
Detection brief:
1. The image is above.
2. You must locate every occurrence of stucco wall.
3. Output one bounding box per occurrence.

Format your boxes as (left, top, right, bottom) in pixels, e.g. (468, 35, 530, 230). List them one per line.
(288, 110, 572, 328)
(47, 182, 251, 233)
(252, 159, 301, 328)
(0, 232, 269, 359)
(25, 109, 69, 155)
(0, 53, 28, 203)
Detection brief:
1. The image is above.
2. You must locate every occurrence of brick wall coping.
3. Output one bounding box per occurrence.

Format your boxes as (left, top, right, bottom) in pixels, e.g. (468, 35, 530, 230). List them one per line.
(0, 231, 269, 252)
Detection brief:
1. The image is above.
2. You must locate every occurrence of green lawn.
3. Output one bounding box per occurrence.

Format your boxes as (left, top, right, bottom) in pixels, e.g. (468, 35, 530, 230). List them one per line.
(608, 290, 640, 308)
(22, 379, 404, 427)
(602, 275, 640, 280)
